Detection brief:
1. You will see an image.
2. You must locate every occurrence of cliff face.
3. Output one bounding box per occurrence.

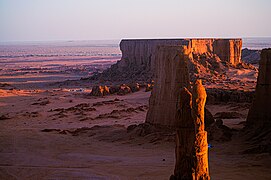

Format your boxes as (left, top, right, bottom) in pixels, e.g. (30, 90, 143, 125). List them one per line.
(247, 48, 271, 127)
(91, 38, 242, 82)
(244, 48, 271, 154)
(212, 39, 242, 65)
(145, 45, 190, 127)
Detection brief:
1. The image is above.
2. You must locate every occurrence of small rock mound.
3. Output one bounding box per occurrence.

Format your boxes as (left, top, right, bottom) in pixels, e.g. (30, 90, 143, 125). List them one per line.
(90, 86, 110, 96)
(145, 83, 154, 92)
(117, 84, 132, 95)
(128, 83, 140, 92)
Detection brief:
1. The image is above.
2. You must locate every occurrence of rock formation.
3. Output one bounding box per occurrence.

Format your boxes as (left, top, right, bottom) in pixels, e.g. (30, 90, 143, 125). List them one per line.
(247, 48, 271, 127)
(242, 48, 261, 64)
(192, 80, 210, 180)
(245, 49, 271, 154)
(145, 45, 214, 128)
(171, 80, 210, 180)
(90, 86, 110, 96)
(117, 84, 132, 95)
(172, 87, 195, 179)
(91, 38, 242, 82)
(145, 45, 190, 127)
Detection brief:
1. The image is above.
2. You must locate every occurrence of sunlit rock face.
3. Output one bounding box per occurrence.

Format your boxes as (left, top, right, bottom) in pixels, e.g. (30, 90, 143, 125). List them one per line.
(91, 38, 242, 82)
(189, 39, 242, 66)
(120, 38, 242, 70)
(247, 48, 271, 127)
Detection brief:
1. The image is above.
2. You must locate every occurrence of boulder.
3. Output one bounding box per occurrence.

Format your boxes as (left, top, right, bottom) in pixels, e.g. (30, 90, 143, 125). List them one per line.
(128, 83, 140, 92)
(109, 85, 120, 94)
(145, 83, 154, 92)
(90, 86, 110, 96)
(117, 84, 132, 95)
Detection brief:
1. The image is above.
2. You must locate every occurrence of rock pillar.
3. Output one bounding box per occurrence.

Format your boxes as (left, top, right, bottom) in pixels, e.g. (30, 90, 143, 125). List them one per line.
(192, 80, 210, 180)
(247, 48, 271, 127)
(171, 80, 210, 180)
(173, 88, 195, 179)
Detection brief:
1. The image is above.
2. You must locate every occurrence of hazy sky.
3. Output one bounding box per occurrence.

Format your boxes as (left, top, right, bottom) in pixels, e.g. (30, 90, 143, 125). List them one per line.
(0, 0, 270, 42)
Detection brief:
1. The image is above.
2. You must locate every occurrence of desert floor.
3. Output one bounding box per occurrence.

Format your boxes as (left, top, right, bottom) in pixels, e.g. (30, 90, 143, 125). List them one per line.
(0, 88, 271, 180)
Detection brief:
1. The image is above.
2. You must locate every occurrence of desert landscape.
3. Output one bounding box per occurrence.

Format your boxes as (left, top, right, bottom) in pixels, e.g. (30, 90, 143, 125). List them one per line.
(0, 38, 271, 180)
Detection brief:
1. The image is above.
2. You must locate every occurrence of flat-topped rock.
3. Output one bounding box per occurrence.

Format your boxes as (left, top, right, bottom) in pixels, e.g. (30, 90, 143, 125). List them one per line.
(91, 38, 242, 82)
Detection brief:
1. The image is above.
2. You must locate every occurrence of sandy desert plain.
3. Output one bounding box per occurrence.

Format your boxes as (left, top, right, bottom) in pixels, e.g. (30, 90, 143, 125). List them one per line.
(0, 40, 271, 180)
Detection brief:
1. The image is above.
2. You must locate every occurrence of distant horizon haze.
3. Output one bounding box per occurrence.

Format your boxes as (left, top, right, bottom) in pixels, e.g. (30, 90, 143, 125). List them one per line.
(0, 0, 271, 42)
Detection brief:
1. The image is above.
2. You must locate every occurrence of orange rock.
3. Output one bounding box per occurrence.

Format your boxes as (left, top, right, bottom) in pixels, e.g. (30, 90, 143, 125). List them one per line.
(146, 45, 190, 127)
(90, 86, 110, 96)
(192, 80, 210, 180)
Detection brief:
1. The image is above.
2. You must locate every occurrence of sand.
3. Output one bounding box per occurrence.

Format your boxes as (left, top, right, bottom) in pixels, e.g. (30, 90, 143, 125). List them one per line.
(0, 88, 271, 180)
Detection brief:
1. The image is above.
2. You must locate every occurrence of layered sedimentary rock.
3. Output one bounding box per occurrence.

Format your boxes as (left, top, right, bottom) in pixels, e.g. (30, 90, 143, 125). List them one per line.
(247, 48, 271, 127)
(145, 45, 214, 127)
(145, 46, 190, 127)
(91, 38, 242, 82)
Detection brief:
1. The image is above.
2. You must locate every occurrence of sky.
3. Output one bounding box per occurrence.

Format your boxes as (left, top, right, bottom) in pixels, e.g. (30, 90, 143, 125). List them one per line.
(0, 0, 271, 42)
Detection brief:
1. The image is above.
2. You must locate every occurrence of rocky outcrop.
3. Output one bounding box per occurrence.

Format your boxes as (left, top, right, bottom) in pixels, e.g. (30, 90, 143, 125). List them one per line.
(242, 48, 261, 64)
(206, 88, 255, 104)
(117, 84, 132, 95)
(91, 38, 242, 82)
(145, 45, 190, 127)
(173, 88, 195, 179)
(191, 80, 210, 180)
(247, 48, 271, 127)
(90, 86, 110, 96)
(145, 45, 216, 127)
(171, 80, 210, 180)
(245, 48, 271, 154)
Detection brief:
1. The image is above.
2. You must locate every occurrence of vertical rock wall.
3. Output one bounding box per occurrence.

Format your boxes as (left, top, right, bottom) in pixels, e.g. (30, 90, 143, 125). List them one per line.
(213, 39, 242, 65)
(247, 48, 271, 127)
(145, 45, 191, 127)
(119, 39, 190, 71)
(92, 38, 242, 82)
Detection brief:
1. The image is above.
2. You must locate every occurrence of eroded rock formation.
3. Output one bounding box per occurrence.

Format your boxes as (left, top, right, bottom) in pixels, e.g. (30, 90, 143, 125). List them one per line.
(145, 45, 214, 128)
(90, 86, 110, 96)
(145, 45, 190, 127)
(247, 48, 271, 127)
(242, 48, 261, 64)
(91, 38, 242, 82)
(245, 49, 271, 154)
(173, 87, 195, 179)
(171, 80, 210, 180)
(192, 80, 210, 180)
